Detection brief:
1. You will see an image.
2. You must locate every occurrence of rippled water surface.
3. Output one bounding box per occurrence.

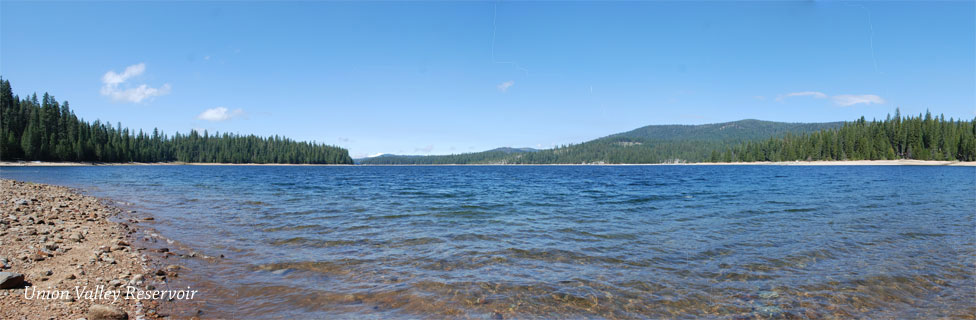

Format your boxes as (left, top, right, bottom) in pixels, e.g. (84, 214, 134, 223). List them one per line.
(2, 165, 974, 318)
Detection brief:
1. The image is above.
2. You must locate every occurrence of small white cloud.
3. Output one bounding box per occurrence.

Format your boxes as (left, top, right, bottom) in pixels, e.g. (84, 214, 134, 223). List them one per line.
(100, 63, 171, 103)
(196, 107, 244, 122)
(775, 90, 885, 107)
(102, 63, 145, 86)
(776, 91, 827, 101)
(102, 84, 172, 103)
(415, 145, 434, 153)
(832, 94, 885, 106)
(497, 80, 514, 93)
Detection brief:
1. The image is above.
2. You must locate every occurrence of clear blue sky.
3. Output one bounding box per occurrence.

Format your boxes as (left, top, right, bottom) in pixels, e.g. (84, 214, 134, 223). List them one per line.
(2, 1, 973, 158)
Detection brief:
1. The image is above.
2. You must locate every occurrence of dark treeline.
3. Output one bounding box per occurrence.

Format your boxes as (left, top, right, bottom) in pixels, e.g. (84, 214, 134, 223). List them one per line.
(715, 110, 976, 162)
(0, 79, 353, 164)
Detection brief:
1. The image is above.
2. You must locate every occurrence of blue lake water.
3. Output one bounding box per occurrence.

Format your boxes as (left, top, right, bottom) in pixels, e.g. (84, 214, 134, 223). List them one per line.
(2, 165, 974, 318)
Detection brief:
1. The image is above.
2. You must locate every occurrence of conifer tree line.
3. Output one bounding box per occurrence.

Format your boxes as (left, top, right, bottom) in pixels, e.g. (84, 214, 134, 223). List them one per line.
(0, 79, 353, 164)
(713, 110, 976, 162)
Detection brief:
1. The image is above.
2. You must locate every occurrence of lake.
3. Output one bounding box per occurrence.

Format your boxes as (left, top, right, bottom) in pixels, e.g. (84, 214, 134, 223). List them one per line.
(1, 165, 973, 318)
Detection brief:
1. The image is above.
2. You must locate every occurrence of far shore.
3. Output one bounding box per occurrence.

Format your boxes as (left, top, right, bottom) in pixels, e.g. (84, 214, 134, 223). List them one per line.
(2, 159, 974, 167)
(0, 161, 353, 167)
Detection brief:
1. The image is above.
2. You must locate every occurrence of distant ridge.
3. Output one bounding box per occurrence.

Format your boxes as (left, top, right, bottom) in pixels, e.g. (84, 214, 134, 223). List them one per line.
(609, 119, 844, 142)
(354, 147, 538, 164)
(360, 120, 843, 164)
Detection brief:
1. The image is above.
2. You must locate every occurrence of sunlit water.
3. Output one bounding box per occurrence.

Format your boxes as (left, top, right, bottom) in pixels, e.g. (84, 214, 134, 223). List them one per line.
(2, 165, 974, 319)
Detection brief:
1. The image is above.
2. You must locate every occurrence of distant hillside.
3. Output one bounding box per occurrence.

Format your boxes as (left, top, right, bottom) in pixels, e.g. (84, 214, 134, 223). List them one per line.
(358, 147, 538, 165)
(360, 120, 843, 164)
(610, 119, 843, 142)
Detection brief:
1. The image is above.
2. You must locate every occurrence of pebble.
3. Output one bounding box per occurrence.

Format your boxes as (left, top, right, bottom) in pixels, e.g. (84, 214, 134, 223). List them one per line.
(88, 304, 129, 320)
(0, 272, 25, 289)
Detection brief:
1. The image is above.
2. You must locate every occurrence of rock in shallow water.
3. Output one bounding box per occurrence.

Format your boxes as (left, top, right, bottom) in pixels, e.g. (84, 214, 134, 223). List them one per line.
(89, 304, 128, 320)
(0, 272, 25, 289)
(758, 291, 779, 299)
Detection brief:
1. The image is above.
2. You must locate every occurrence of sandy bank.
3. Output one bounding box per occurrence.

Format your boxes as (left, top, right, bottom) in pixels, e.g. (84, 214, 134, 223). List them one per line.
(0, 179, 180, 319)
(362, 160, 976, 166)
(684, 159, 976, 166)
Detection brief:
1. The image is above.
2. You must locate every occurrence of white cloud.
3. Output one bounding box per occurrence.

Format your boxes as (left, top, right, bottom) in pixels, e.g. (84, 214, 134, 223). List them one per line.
(100, 63, 171, 103)
(497, 80, 514, 93)
(776, 91, 827, 101)
(102, 63, 145, 86)
(415, 145, 434, 153)
(196, 107, 244, 122)
(831, 94, 885, 106)
(775, 91, 885, 107)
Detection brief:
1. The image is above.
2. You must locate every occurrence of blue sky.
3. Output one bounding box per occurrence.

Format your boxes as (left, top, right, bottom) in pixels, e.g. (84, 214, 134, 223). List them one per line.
(2, 1, 973, 158)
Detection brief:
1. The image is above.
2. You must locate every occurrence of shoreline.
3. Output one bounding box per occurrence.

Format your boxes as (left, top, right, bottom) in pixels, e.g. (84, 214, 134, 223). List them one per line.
(0, 161, 353, 167)
(0, 179, 185, 319)
(2, 159, 975, 167)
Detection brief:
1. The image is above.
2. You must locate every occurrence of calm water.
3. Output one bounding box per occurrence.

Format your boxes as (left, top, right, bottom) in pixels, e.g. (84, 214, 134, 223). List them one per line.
(2, 165, 974, 319)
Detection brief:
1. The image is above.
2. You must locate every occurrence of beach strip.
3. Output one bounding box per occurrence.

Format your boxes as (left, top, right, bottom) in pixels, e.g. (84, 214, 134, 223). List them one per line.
(0, 179, 171, 319)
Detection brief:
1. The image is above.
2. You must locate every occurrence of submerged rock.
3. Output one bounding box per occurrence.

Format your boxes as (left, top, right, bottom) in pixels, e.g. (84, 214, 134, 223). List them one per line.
(753, 305, 784, 317)
(758, 291, 779, 299)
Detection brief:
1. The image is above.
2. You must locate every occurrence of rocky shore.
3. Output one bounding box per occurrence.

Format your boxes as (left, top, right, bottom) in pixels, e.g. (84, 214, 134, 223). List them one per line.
(0, 179, 174, 319)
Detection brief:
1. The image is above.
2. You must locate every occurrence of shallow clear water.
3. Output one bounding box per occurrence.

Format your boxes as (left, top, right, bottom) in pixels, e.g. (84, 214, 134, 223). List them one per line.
(2, 165, 974, 318)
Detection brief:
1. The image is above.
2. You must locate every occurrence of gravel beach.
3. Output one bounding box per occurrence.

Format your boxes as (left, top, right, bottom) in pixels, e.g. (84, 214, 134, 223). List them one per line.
(0, 179, 174, 319)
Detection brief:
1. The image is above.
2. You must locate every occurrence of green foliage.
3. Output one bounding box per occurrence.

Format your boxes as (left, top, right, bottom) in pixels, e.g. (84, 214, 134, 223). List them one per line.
(0, 78, 352, 164)
(717, 110, 976, 162)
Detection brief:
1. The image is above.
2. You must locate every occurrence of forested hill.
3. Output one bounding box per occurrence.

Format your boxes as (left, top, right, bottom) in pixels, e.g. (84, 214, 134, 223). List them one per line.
(716, 112, 975, 162)
(361, 120, 843, 164)
(356, 147, 539, 165)
(0, 79, 353, 164)
(609, 119, 843, 142)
